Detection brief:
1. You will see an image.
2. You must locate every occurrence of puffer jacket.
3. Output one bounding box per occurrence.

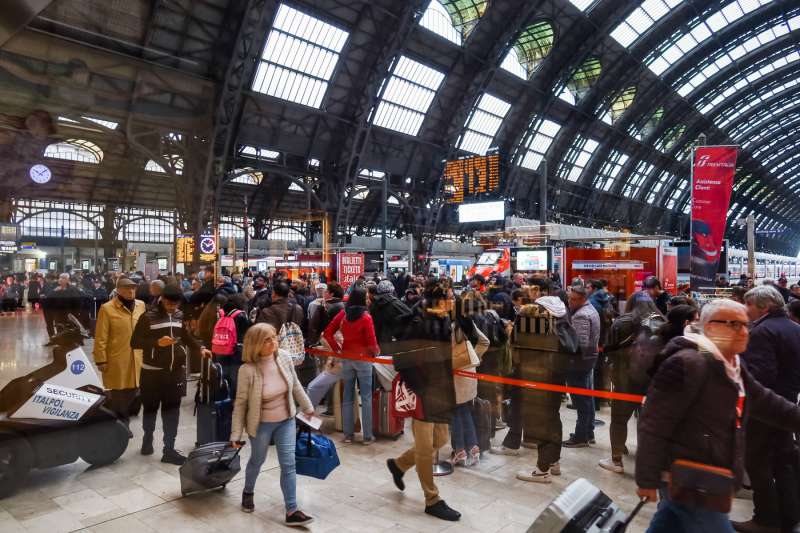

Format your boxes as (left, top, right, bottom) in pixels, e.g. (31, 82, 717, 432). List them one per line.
(131, 304, 202, 372)
(570, 301, 600, 371)
(636, 336, 800, 491)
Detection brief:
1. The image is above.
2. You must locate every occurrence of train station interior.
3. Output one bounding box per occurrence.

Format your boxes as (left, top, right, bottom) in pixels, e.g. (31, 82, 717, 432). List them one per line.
(2, 0, 800, 532)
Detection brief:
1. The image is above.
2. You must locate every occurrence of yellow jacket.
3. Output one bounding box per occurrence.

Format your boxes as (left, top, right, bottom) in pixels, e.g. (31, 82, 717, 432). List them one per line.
(93, 297, 146, 390)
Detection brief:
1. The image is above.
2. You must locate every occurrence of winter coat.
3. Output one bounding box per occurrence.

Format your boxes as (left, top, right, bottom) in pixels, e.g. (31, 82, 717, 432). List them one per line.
(230, 349, 313, 440)
(322, 309, 380, 356)
(570, 301, 600, 371)
(740, 309, 800, 402)
(369, 293, 413, 344)
(636, 337, 800, 491)
(257, 297, 304, 333)
(93, 297, 146, 389)
(131, 304, 202, 372)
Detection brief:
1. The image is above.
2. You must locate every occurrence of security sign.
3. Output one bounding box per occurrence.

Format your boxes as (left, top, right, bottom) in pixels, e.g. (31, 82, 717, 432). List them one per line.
(11, 383, 102, 421)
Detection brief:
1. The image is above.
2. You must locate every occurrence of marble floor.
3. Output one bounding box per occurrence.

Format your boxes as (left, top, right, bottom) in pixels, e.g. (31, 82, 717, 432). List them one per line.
(0, 310, 754, 533)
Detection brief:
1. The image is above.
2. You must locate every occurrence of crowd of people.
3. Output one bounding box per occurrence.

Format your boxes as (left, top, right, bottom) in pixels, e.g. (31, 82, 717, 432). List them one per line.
(4, 264, 800, 531)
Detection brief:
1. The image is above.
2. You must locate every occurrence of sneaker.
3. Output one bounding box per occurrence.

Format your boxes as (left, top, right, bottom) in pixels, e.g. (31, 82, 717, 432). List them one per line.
(342, 436, 353, 444)
(141, 434, 154, 456)
(562, 438, 590, 448)
(286, 510, 314, 527)
(161, 448, 187, 465)
(516, 469, 552, 483)
(593, 419, 606, 427)
(386, 458, 405, 491)
(550, 462, 561, 476)
(490, 445, 520, 456)
(570, 433, 596, 444)
(599, 458, 624, 474)
(494, 419, 507, 430)
(241, 491, 254, 513)
(362, 437, 375, 446)
(450, 449, 468, 466)
(425, 500, 461, 521)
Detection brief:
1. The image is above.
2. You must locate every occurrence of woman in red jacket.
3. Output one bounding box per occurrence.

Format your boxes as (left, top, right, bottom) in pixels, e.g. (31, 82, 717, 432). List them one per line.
(323, 287, 380, 444)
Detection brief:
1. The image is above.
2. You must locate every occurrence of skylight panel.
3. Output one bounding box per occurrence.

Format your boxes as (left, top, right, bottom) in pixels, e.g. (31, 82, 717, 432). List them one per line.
(230, 168, 263, 185)
(288, 182, 304, 191)
(241, 145, 280, 160)
(666, 178, 687, 209)
(646, 170, 675, 203)
(457, 93, 511, 155)
(610, 0, 684, 48)
(419, 0, 462, 45)
(145, 160, 165, 173)
(83, 116, 118, 130)
(500, 21, 555, 80)
(252, 4, 349, 109)
(568, 0, 596, 12)
(594, 151, 629, 191)
(519, 118, 561, 170)
(558, 136, 599, 182)
(622, 160, 655, 198)
(500, 49, 528, 79)
(370, 56, 445, 136)
(44, 139, 103, 164)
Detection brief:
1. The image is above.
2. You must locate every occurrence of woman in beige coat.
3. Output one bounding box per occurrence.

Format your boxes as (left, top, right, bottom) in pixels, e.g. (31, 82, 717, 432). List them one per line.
(230, 323, 315, 527)
(93, 277, 145, 417)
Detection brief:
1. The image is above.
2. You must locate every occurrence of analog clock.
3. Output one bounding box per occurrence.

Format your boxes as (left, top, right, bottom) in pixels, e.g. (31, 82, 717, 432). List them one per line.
(29, 164, 52, 184)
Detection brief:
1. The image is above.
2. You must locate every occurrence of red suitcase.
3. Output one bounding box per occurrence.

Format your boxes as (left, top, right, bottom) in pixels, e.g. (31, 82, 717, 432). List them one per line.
(373, 388, 404, 439)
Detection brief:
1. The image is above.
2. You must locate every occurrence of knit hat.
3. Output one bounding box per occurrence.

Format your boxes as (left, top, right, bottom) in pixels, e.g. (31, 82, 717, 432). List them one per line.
(377, 280, 395, 295)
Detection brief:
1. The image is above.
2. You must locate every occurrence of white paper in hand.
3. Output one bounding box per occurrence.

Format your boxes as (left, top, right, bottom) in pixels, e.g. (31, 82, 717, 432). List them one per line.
(296, 412, 323, 430)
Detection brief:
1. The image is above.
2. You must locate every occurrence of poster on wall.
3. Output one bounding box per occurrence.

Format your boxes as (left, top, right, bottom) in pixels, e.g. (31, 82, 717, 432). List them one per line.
(690, 146, 738, 290)
(661, 247, 678, 293)
(337, 252, 364, 288)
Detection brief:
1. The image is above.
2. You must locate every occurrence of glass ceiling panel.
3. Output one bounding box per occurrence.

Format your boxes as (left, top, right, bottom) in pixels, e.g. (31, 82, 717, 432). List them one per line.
(568, 0, 597, 12)
(44, 139, 103, 164)
(666, 177, 687, 209)
(610, 0, 684, 48)
(646, 169, 676, 203)
(593, 150, 629, 191)
(500, 21, 555, 80)
(611, 86, 637, 123)
(370, 56, 446, 136)
(251, 4, 349, 109)
(565, 57, 602, 101)
(622, 160, 656, 198)
(717, 79, 800, 129)
(457, 93, 512, 155)
(729, 93, 800, 139)
(420, 0, 463, 45)
(557, 136, 600, 182)
(645, 0, 772, 76)
(519, 117, 561, 170)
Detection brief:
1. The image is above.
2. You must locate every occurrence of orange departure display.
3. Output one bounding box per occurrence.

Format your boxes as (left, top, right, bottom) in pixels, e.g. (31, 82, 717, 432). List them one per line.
(444, 154, 500, 204)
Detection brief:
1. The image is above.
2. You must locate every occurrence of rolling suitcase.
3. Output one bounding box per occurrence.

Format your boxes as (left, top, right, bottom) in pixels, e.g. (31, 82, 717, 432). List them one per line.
(527, 478, 645, 533)
(470, 396, 494, 452)
(179, 441, 243, 496)
(372, 388, 404, 439)
(195, 358, 232, 445)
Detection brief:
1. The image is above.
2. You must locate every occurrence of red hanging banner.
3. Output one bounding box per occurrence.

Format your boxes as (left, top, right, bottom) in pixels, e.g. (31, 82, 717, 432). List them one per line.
(690, 146, 738, 290)
(337, 252, 364, 289)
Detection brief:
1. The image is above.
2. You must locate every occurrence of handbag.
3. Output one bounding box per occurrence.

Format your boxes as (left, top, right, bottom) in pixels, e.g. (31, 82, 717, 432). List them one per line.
(668, 459, 735, 513)
(390, 374, 424, 419)
(295, 427, 340, 480)
(319, 330, 343, 375)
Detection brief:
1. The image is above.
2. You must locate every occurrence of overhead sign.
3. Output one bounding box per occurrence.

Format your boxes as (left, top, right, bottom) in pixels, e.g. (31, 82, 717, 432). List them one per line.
(199, 234, 216, 262)
(690, 146, 738, 289)
(11, 382, 102, 421)
(0, 241, 16, 254)
(275, 260, 330, 268)
(337, 252, 364, 288)
(0, 223, 18, 241)
(444, 154, 501, 204)
(176, 234, 195, 263)
(572, 261, 644, 270)
(458, 201, 505, 223)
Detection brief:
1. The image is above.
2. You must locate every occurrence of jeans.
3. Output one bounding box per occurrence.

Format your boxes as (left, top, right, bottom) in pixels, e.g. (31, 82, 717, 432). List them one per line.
(647, 488, 734, 533)
(244, 418, 298, 514)
(450, 403, 478, 452)
(307, 370, 341, 407)
(565, 368, 594, 442)
(341, 360, 373, 440)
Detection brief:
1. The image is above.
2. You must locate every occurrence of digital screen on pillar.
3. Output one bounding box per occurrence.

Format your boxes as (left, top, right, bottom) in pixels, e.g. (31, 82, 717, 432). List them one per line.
(457, 201, 505, 223)
(444, 154, 500, 204)
(516, 249, 550, 271)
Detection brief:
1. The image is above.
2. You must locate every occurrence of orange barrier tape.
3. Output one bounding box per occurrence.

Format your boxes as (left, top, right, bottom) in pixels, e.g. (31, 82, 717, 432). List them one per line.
(305, 347, 645, 404)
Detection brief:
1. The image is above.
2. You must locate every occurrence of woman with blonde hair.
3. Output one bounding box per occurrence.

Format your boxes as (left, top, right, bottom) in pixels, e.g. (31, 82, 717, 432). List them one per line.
(230, 323, 315, 526)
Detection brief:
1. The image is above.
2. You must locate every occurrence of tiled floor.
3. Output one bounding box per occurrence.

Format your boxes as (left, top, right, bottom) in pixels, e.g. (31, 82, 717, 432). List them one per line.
(0, 310, 754, 532)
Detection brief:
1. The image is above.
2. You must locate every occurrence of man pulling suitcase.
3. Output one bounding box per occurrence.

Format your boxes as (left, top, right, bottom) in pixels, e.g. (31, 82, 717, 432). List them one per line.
(132, 284, 211, 465)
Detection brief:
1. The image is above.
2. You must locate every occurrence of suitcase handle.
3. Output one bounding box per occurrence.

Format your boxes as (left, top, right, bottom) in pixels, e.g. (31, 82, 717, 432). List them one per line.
(210, 441, 246, 470)
(614, 498, 648, 532)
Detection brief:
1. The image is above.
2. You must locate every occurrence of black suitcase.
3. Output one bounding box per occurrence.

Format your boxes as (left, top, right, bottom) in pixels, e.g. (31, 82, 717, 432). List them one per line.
(470, 397, 494, 452)
(179, 441, 243, 496)
(195, 358, 232, 445)
(527, 478, 645, 533)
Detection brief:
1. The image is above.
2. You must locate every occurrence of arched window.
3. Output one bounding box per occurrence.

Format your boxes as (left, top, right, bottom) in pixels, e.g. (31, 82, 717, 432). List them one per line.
(611, 86, 636, 122)
(145, 156, 183, 175)
(420, 0, 488, 45)
(44, 139, 103, 164)
(501, 21, 555, 80)
(229, 168, 263, 185)
(564, 57, 602, 102)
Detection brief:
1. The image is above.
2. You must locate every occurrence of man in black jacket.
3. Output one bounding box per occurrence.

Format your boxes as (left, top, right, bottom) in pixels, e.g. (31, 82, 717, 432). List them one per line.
(370, 280, 413, 344)
(733, 286, 800, 533)
(131, 285, 211, 464)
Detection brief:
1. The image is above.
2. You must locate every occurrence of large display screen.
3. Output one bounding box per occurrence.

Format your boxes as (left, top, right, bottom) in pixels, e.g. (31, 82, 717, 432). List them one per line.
(476, 252, 500, 266)
(457, 201, 505, 223)
(444, 154, 501, 204)
(516, 250, 549, 271)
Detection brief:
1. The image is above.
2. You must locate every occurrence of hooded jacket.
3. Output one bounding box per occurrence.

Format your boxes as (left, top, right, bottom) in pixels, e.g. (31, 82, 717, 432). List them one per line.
(369, 293, 413, 343)
(636, 336, 800, 491)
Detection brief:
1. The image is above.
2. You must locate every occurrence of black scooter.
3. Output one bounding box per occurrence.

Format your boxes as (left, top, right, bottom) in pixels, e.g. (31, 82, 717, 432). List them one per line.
(0, 315, 131, 498)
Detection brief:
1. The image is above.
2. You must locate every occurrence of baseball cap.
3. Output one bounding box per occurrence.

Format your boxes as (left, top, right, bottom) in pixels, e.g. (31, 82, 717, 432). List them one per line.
(116, 277, 137, 289)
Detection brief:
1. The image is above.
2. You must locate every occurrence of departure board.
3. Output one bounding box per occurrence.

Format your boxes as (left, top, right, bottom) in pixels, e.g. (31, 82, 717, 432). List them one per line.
(175, 235, 195, 263)
(444, 154, 500, 204)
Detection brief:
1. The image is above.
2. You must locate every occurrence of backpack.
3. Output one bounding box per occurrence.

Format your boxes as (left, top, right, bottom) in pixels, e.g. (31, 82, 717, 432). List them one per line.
(211, 309, 242, 356)
(473, 310, 507, 347)
(555, 316, 581, 355)
(279, 320, 306, 366)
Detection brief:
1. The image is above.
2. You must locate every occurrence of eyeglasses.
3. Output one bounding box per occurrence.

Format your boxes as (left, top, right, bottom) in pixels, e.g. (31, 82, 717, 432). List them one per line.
(708, 319, 748, 331)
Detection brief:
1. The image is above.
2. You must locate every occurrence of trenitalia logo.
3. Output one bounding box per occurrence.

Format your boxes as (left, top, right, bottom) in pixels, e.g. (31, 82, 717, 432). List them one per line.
(695, 155, 735, 168)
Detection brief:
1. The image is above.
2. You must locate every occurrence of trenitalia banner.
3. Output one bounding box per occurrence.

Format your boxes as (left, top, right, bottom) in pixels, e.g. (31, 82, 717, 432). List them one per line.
(690, 146, 738, 290)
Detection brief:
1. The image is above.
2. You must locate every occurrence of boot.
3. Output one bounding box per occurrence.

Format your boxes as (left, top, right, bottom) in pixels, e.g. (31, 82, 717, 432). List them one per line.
(241, 491, 254, 513)
(141, 432, 154, 455)
(161, 447, 187, 465)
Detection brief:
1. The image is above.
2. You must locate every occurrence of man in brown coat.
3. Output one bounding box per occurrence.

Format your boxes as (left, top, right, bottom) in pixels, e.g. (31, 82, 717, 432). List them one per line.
(258, 282, 303, 332)
(93, 277, 146, 419)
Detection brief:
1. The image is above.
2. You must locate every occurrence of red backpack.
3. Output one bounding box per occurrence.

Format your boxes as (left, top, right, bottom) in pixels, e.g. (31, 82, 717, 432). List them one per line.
(211, 309, 242, 356)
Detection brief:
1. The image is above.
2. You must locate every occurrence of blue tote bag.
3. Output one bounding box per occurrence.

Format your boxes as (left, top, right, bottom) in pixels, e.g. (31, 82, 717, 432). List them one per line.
(295, 428, 340, 480)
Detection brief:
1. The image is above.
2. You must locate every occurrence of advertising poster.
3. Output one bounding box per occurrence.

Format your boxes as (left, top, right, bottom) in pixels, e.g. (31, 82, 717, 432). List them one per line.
(661, 247, 678, 293)
(690, 146, 738, 290)
(337, 252, 364, 288)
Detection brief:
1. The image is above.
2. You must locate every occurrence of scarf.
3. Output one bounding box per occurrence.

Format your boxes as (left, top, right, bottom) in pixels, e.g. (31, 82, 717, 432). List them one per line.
(683, 331, 742, 387)
(118, 294, 135, 312)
